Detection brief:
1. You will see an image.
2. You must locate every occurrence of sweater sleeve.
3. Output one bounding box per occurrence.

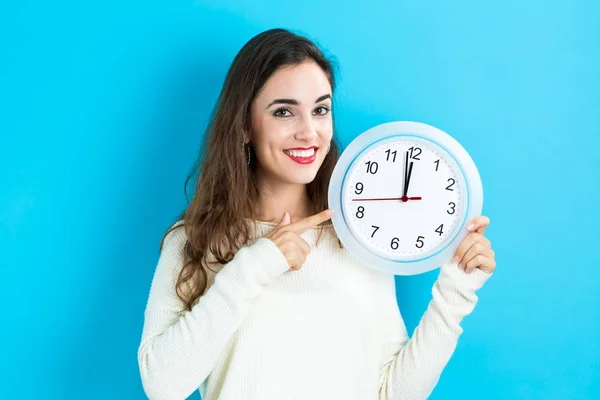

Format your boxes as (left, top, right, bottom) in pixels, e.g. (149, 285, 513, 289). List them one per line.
(377, 261, 493, 400)
(137, 224, 290, 400)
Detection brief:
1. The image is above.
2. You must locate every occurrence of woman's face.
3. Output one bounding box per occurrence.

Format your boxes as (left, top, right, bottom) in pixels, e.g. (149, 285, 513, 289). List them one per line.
(249, 60, 333, 186)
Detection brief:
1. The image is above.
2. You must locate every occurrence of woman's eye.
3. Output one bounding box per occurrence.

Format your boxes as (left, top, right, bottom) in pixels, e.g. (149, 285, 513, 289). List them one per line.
(273, 108, 292, 117)
(314, 106, 330, 116)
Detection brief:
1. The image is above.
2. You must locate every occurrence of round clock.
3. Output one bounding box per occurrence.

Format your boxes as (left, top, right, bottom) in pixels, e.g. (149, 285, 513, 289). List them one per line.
(328, 121, 483, 275)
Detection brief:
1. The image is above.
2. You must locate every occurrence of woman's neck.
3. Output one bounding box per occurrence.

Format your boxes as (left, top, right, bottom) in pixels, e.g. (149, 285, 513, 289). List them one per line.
(255, 180, 311, 224)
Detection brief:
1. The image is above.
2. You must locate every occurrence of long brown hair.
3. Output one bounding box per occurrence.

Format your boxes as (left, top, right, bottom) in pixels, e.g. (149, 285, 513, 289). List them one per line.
(162, 28, 342, 311)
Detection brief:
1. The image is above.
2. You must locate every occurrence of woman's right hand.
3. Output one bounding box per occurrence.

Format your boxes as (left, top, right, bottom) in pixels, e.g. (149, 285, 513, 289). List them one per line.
(264, 209, 334, 272)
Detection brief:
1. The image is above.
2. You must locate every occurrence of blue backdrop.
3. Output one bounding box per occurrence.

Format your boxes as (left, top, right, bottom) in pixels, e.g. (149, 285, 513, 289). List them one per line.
(1, 1, 598, 399)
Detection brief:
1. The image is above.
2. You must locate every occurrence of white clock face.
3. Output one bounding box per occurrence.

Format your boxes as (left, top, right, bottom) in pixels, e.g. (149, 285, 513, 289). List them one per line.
(342, 136, 467, 261)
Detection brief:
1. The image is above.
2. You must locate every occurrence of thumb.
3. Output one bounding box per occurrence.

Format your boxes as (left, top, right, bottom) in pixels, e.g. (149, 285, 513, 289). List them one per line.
(278, 211, 291, 227)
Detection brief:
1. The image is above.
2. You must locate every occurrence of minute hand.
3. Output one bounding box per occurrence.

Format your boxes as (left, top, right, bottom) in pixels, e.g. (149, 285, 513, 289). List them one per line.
(403, 151, 409, 197)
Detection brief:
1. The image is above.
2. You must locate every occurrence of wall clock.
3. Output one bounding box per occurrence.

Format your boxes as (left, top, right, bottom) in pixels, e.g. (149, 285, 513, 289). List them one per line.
(328, 121, 483, 275)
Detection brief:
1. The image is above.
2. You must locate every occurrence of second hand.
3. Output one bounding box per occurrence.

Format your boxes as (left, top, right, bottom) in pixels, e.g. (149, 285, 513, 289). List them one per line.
(352, 196, 422, 202)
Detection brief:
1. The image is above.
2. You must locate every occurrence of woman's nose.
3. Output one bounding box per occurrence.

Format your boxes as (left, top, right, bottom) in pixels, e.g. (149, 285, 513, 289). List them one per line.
(294, 115, 318, 141)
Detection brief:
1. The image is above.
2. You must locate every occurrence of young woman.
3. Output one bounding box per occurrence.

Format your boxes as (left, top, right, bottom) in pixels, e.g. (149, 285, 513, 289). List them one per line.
(138, 28, 496, 400)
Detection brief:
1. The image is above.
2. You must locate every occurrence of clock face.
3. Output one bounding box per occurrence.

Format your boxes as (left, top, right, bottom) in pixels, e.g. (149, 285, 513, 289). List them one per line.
(342, 135, 467, 261)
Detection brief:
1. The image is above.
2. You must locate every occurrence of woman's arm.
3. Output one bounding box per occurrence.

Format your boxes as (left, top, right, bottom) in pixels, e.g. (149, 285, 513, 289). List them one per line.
(137, 224, 289, 400)
(377, 261, 492, 400)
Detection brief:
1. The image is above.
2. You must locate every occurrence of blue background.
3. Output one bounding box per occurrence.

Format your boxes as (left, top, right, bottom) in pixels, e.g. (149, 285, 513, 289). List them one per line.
(1, 1, 598, 399)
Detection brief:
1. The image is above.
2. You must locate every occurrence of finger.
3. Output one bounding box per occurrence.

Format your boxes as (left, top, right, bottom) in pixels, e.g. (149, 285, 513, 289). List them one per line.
(266, 212, 290, 239)
(295, 236, 311, 256)
(465, 253, 495, 274)
(462, 244, 492, 272)
(284, 232, 310, 256)
(462, 242, 491, 266)
(277, 212, 291, 227)
(288, 209, 334, 234)
(467, 215, 490, 234)
(453, 232, 490, 265)
(479, 258, 496, 274)
(289, 249, 307, 271)
(453, 232, 478, 264)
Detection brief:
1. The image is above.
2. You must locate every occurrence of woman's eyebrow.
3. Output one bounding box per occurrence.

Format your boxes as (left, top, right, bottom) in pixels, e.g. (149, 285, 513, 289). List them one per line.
(315, 94, 331, 103)
(266, 94, 331, 109)
(266, 98, 298, 108)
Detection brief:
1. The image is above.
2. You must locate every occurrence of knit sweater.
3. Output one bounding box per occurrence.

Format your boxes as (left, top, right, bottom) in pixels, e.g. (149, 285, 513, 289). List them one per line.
(137, 220, 492, 400)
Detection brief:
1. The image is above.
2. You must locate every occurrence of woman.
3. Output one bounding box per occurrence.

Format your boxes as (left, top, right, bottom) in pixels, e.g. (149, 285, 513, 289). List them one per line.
(137, 28, 496, 400)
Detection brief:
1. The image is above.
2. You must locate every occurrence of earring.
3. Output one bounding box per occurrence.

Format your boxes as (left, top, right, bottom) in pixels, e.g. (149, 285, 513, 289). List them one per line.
(243, 141, 251, 165)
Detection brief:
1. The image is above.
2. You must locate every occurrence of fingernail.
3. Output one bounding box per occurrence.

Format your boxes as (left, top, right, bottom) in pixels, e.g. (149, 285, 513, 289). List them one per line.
(467, 223, 474, 231)
(458, 263, 463, 269)
(453, 255, 460, 262)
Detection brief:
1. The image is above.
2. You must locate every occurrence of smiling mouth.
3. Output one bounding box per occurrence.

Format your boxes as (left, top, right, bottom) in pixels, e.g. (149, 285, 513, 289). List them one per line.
(283, 147, 318, 164)
(283, 147, 316, 157)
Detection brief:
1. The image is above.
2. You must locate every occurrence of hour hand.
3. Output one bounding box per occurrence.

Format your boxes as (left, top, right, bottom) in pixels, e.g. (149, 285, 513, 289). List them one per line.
(405, 161, 414, 196)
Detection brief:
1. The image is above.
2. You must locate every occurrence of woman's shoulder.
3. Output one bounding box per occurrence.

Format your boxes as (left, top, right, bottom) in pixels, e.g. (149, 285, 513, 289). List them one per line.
(161, 219, 187, 252)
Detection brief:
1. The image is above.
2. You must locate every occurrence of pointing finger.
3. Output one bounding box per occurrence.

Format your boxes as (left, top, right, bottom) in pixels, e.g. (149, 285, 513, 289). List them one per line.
(288, 209, 334, 234)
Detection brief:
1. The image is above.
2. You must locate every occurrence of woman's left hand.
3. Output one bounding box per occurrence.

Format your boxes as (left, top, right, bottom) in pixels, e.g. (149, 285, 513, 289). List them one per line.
(453, 215, 496, 275)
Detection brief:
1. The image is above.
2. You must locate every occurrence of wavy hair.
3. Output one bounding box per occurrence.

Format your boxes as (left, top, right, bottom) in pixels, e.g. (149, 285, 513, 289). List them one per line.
(162, 28, 342, 311)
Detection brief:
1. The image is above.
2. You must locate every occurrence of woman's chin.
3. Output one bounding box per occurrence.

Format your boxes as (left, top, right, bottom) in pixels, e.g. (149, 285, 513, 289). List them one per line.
(282, 169, 319, 185)
(258, 160, 322, 185)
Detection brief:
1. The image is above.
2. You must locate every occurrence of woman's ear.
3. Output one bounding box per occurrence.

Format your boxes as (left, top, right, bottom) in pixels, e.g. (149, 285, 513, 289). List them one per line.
(242, 128, 252, 145)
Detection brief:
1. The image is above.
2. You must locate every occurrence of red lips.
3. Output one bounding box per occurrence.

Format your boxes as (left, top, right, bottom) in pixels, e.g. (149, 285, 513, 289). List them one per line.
(283, 147, 318, 164)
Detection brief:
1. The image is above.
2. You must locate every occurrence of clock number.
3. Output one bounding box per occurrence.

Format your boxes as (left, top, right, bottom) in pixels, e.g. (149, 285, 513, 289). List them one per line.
(446, 178, 455, 191)
(355, 182, 364, 195)
(385, 149, 397, 162)
(356, 206, 365, 219)
(371, 225, 379, 238)
(434, 159, 440, 171)
(435, 224, 444, 236)
(447, 202, 456, 215)
(365, 161, 379, 174)
(415, 236, 425, 248)
(408, 146, 422, 160)
(391, 237, 399, 250)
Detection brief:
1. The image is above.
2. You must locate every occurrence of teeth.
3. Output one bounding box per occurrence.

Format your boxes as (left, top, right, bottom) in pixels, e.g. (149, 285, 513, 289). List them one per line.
(284, 148, 315, 158)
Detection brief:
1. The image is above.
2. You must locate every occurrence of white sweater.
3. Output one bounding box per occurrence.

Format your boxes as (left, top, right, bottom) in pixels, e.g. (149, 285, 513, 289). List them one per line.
(137, 220, 492, 400)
